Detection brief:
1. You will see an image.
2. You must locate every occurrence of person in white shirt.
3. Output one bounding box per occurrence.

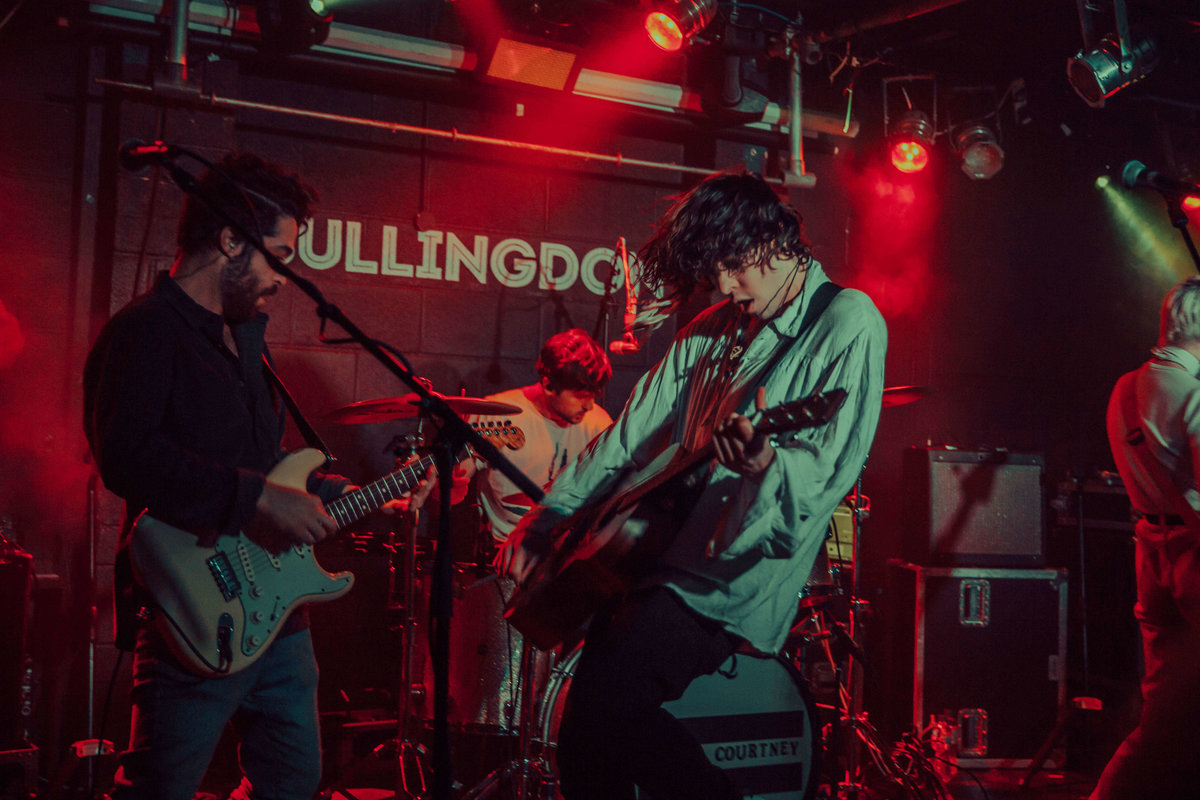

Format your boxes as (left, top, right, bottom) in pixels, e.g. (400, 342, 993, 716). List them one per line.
(454, 328, 614, 546)
(497, 169, 887, 800)
(1095, 276, 1200, 799)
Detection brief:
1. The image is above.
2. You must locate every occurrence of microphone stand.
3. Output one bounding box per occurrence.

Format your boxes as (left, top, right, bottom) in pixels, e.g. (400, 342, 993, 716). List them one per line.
(153, 151, 546, 800)
(1159, 192, 1200, 272)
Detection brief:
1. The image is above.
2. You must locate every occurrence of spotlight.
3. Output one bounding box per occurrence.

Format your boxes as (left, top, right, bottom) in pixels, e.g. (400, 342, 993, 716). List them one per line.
(889, 110, 934, 174)
(644, 0, 716, 53)
(256, 0, 333, 54)
(1067, 30, 1159, 108)
(953, 123, 1004, 180)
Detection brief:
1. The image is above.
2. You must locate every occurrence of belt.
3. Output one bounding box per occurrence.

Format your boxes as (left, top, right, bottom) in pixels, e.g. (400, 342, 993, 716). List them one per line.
(1137, 512, 1186, 526)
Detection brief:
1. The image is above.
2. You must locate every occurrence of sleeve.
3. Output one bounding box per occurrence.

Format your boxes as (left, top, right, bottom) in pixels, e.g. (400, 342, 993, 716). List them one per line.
(712, 297, 888, 559)
(84, 313, 264, 537)
(517, 322, 700, 551)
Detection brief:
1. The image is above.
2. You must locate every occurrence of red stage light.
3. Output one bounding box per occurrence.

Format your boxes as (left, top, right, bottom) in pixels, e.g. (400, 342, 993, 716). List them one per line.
(645, 12, 684, 52)
(643, 0, 715, 52)
(890, 140, 930, 174)
(888, 110, 934, 175)
(1184, 195, 1200, 211)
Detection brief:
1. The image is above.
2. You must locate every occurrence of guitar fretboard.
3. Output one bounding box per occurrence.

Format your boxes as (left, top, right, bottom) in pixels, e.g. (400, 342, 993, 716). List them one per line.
(324, 453, 436, 529)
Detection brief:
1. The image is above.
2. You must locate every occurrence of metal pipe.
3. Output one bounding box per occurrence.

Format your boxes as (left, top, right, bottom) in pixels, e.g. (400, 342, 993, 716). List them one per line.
(812, 0, 970, 43)
(96, 77, 816, 186)
(786, 45, 815, 188)
(167, 0, 189, 83)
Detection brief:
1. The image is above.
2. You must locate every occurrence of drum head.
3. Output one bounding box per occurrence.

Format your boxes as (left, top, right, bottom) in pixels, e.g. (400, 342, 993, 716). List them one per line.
(538, 649, 819, 800)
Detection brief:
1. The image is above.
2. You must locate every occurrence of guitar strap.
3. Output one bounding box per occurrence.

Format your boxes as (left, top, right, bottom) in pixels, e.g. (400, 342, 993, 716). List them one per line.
(261, 355, 334, 465)
(747, 280, 844, 399)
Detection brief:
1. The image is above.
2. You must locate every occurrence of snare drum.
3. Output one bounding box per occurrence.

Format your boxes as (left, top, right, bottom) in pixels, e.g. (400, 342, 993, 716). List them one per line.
(537, 648, 820, 799)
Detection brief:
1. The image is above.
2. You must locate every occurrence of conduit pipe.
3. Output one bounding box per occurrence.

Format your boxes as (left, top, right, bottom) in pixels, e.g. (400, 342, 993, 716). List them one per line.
(97, 77, 791, 184)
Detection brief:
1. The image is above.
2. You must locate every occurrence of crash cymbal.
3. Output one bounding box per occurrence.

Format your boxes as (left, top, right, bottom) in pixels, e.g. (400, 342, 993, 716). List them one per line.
(327, 392, 522, 424)
(881, 385, 933, 409)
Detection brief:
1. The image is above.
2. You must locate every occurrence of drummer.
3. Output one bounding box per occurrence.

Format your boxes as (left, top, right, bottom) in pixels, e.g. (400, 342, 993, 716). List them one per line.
(412, 328, 613, 551)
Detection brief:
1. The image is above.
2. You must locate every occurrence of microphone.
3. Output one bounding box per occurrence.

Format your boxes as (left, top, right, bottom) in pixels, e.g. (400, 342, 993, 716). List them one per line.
(1121, 160, 1200, 197)
(609, 335, 640, 355)
(119, 139, 181, 173)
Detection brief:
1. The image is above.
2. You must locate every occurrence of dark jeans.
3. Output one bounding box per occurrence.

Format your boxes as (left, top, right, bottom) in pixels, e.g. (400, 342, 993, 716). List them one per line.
(111, 628, 322, 800)
(557, 586, 741, 800)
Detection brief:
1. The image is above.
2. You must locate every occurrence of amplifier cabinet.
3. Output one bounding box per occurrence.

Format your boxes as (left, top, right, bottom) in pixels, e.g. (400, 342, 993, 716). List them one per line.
(879, 561, 1068, 768)
(903, 447, 1046, 567)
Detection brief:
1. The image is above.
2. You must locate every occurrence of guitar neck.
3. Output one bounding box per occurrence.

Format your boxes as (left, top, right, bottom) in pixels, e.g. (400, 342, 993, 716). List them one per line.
(324, 453, 438, 530)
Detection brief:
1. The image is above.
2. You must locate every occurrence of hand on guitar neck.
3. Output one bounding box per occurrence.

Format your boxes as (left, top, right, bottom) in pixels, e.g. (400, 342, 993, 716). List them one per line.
(713, 386, 775, 477)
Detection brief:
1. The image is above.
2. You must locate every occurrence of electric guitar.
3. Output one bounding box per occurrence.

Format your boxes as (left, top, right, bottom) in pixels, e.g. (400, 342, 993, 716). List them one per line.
(504, 390, 847, 650)
(130, 421, 525, 677)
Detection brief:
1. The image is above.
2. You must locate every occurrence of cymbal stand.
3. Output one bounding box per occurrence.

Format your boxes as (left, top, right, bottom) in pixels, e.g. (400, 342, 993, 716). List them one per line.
(387, 502, 430, 800)
(838, 475, 869, 799)
(460, 639, 556, 800)
(329, 435, 431, 800)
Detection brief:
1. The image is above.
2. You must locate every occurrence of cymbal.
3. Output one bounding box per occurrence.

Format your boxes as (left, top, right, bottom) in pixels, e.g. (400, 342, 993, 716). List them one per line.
(881, 385, 933, 409)
(327, 392, 522, 424)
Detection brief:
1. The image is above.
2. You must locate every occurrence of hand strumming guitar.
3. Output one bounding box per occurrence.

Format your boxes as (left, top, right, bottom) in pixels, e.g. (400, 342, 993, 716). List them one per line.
(493, 516, 545, 585)
(251, 481, 338, 548)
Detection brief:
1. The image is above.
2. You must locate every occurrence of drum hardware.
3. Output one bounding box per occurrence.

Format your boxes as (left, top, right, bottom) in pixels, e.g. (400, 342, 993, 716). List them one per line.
(458, 641, 557, 800)
(321, 434, 433, 800)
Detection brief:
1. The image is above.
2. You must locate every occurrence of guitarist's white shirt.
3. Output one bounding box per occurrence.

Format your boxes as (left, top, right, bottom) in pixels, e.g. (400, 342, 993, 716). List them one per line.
(522, 262, 888, 654)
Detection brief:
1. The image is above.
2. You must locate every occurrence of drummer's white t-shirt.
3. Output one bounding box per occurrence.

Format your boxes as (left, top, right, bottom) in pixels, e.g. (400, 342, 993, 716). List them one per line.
(473, 385, 611, 543)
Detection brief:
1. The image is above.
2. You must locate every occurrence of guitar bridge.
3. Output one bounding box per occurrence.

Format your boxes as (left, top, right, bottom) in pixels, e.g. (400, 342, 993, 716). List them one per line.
(207, 552, 242, 601)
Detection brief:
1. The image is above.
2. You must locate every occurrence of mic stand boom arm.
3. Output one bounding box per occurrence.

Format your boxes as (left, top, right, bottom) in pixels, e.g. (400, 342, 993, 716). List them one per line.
(157, 153, 544, 800)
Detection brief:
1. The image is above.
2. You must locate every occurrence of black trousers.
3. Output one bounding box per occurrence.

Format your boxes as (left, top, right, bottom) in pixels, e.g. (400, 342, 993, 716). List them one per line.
(557, 586, 741, 800)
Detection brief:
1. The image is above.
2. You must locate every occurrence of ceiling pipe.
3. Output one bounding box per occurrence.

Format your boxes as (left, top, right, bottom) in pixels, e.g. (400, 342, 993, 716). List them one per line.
(785, 44, 816, 188)
(165, 0, 189, 84)
(812, 0, 971, 43)
(97, 77, 723, 180)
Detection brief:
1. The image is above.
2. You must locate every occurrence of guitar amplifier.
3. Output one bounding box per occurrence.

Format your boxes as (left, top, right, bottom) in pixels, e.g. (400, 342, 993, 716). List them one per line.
(903, 447, 1045, 567)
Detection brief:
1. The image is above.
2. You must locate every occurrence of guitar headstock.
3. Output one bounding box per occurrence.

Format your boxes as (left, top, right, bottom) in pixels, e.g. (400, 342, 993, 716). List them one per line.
(390, 421, 526, 453)
(471, 420, 525, 450)
(757, 389, 848, 435)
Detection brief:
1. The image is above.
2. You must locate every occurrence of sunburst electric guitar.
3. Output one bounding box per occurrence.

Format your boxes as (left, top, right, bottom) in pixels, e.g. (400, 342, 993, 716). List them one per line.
(505, 390, 847, 650)
(130, 421, 525, 677)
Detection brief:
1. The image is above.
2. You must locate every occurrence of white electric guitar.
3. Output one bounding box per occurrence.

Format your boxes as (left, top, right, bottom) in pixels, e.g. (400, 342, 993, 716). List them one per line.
(130, 421, 525, 677)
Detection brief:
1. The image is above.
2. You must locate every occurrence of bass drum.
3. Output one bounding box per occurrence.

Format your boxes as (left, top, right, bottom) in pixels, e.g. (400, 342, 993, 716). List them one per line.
(537, 648, 820, 800)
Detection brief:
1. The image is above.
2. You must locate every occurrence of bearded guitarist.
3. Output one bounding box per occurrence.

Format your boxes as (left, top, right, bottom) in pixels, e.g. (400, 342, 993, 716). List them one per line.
(83, 153, 350, 800)
(497, 170, 888, 800)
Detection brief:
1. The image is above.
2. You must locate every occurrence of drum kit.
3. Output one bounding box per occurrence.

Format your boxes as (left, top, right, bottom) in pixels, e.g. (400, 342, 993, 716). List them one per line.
(320, 384, 931, 800)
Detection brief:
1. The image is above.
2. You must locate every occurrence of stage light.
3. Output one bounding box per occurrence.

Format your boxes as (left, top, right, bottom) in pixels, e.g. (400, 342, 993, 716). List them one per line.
(1067, 30, 1159, 108)
(644, 0, 716, 52)
(889, 110, 934, 174)
(1096, 176, 1110, 189)
(256, 0, 333, 54)
(1184, 196, 1200, 212)
(953, 122, 1004, 180)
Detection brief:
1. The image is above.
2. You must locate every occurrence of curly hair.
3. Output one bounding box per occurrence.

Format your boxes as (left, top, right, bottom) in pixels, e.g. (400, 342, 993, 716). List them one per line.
(537, 328, 612, 393)
(177, 152, 317, 256)
(637, 168, 811, 298)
